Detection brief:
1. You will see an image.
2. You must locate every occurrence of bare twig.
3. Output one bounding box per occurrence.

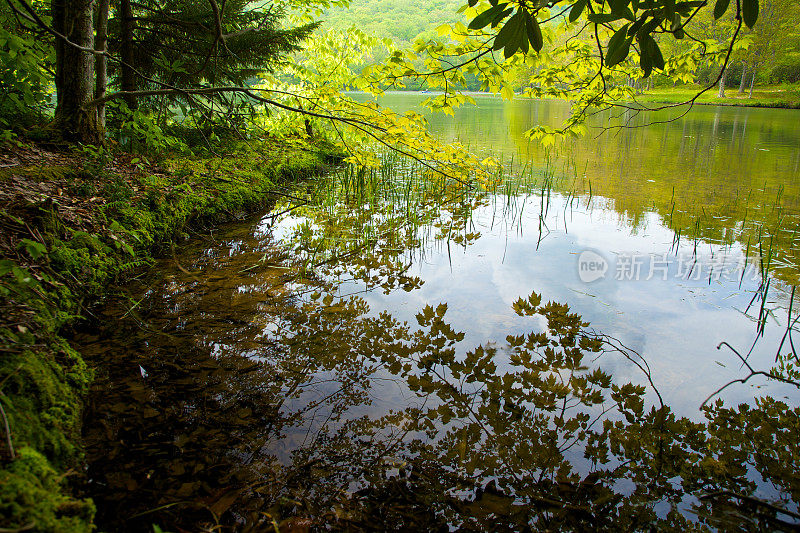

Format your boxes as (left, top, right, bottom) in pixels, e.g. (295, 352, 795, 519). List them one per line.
(701, 341, 800, 408)
(699, 490, 800, 521)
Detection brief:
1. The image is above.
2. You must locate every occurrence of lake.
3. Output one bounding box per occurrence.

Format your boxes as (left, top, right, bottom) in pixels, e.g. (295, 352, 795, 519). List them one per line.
(311, 93, 800, 414)
(77, 95, 800, 531)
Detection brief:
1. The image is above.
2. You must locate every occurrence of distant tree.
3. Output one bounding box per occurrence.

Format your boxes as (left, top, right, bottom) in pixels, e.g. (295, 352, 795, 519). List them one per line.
(677, 5, 741, 98)
(50, 0, 103, 142)
(735, 0, 800, 97)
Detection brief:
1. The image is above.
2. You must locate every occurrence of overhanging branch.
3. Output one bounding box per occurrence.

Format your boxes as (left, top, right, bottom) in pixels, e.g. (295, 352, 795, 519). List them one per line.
(83, 86, 389, 133)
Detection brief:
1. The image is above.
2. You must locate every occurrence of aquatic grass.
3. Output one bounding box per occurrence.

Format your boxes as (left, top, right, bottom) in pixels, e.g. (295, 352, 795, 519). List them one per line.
(279, 148, 503, 292)
(292, 139, 800, 345)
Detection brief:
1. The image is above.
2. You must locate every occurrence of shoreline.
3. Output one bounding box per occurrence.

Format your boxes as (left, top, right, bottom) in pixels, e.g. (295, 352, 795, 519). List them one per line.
(0, 136, 340, 531)
(353, 89, 800, 110)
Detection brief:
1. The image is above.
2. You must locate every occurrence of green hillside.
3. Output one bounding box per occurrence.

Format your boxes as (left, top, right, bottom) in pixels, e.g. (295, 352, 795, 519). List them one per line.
(319, 0, 465, 46)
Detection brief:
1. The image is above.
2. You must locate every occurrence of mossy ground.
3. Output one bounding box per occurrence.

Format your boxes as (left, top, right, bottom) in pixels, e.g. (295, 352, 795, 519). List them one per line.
(0, 134, 340, 532)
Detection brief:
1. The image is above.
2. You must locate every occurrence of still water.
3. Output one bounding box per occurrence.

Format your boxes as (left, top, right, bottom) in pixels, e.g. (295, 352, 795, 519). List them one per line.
(325, 93, 800, 412)
(77, 96, 800, 531)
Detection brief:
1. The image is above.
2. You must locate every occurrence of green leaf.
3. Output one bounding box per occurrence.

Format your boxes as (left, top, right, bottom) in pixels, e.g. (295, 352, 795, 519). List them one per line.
(492, 10, 531, 58)
(713, 0, 730, 19)
(468, 3, 510, 30)
(742, 0, 758, 28)
(608, 0, 631, 14)
(640, 49, 652, 78)
(526, 13, 544, 53)
(628, 15, 647, 36)
(493, 7, 515, 28)
(640, 34, 664, 77)
(648, 37, 664, 70)
(664, 0, 675, 21)
(636, 16, 663, 39)
(19, 239, 47, 260)
(505, 35, 525, 58)
(11, 266, 31, 284)
(605, 24, 632, 67)
(493, 11, 521, 50)
(569, 0, 588, 22)
(588, 13, 620, 23)
(0, 259, 14, 276)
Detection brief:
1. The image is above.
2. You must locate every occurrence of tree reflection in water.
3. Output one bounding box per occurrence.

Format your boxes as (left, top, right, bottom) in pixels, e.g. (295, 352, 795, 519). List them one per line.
(77, 185, 800, 532)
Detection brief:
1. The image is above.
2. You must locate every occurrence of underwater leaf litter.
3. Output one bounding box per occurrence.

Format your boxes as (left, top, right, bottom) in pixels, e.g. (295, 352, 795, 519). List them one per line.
(75, 154, 800, 532)
(0, 137, 337, 531)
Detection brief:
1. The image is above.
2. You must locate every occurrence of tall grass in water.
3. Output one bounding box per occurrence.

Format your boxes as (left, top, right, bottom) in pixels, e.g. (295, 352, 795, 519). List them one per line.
(298, 144, 800, 337)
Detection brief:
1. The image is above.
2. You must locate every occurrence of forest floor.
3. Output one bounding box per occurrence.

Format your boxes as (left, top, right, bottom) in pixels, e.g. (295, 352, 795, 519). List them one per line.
(0, 133, 340, 532)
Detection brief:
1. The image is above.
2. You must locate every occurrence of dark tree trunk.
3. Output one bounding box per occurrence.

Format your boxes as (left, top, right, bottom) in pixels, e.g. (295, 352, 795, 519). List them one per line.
(53, 0, 103, 143)
(95, 0, 109, 127)
(120, 0, 138, 109)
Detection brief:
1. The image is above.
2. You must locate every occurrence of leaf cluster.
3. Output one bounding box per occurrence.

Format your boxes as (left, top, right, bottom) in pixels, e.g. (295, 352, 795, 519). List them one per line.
(467, 0, 760, 77)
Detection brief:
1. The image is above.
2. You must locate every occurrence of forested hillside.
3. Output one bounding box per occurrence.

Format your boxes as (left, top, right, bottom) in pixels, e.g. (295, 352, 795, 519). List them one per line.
(318, 0, 800, 92)
(319, 0, 464, 46)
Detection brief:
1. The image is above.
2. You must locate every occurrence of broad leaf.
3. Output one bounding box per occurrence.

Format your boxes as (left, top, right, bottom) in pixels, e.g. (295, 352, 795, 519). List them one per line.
(569, 0, 588, 22)
(526, 13, 544, 53)
(468, 3, 510, 30)
(605, 24, 632, 67)
(742, 0, 758, 28)
(713, 0, 730, 19)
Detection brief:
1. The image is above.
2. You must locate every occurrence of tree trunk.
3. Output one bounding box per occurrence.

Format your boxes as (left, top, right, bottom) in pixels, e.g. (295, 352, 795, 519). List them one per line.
(95, 0, 109, 128)
(749, 65, 757, 98)
(52, 0, 65, 110)
(738, 62, 748, 94)
(53, 0, 103, 143)
(717, 65, 727, 98)
(120, 0, 138, 109)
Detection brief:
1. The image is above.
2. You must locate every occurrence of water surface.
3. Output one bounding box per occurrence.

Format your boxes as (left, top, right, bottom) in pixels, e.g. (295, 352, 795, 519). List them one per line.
(78, 96, 800, 531)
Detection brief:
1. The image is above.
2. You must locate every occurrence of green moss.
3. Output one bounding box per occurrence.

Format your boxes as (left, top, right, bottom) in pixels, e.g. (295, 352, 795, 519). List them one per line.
(47, 234, 118, 299)
(1, 342, 91, 468)
(0, 136, 340, 531)
(0, 448, 94, 533)
(18, 165, 75, 183)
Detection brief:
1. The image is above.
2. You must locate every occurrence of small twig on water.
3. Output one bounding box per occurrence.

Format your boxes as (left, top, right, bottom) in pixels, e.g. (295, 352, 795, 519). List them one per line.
(701, 341, 800, 408)
(699, 490, 800, 522)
